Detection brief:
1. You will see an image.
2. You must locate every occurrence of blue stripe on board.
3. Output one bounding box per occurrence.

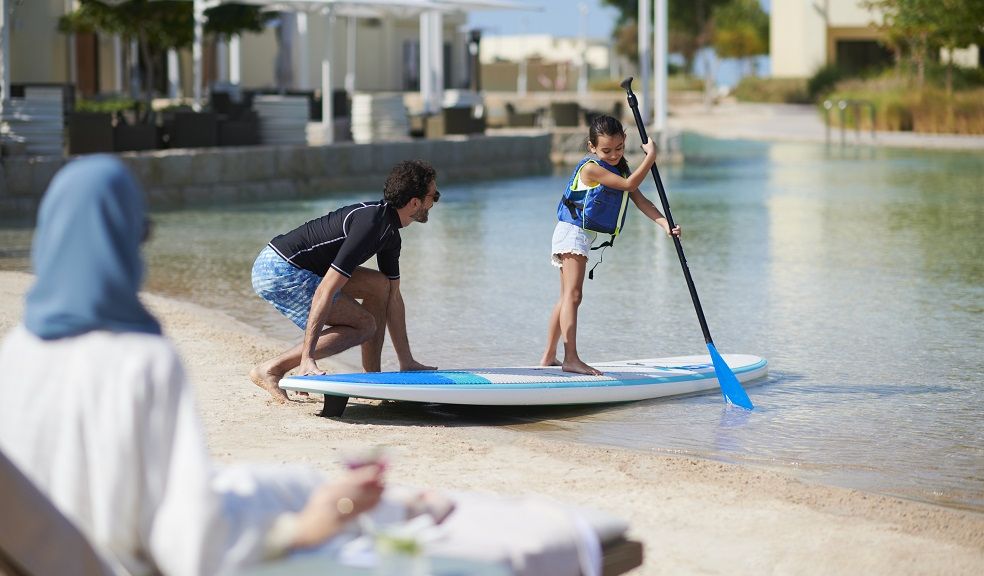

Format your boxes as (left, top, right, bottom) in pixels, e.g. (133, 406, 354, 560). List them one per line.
(289, 358, 767, 390)
(292, 371, 492, 385)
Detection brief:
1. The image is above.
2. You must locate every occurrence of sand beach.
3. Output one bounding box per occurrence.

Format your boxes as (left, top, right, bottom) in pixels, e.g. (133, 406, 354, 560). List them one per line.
(1, 269, 981, 575)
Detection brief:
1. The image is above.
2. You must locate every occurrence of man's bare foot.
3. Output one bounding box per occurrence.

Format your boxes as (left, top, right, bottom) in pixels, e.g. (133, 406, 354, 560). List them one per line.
(539, 355, 562, 367)
(249, 365, 289, 404)
(562, 359, 603, 376)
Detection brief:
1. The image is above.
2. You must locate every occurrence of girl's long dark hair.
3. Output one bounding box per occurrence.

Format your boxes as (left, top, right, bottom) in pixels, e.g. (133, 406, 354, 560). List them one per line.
(588, 114, 630, 175)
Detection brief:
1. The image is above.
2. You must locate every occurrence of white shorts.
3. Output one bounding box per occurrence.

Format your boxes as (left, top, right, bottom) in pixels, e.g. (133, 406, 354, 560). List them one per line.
(550, 221, 597, 267)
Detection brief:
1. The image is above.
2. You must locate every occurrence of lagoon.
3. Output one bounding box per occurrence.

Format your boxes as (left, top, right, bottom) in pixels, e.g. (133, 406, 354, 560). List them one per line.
(1, 134, 981, 511)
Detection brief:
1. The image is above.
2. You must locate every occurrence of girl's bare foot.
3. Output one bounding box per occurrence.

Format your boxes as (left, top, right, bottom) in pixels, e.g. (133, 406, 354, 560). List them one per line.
(562, 359, 603, 376)
(539, 354, 562, 367)
(249, 365, 289, 403)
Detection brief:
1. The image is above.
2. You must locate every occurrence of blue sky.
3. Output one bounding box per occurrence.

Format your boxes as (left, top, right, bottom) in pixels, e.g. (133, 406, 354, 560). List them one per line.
(466, 0, 620, 39)
(466, 0, 773, 87)
(467, 0, 771, 39)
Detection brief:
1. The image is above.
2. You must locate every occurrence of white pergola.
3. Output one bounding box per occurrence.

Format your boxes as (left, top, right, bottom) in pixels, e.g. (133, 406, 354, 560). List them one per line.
(0, 0, 532, 134)
(1, 0, 11, 113)
(194, 0, 536, 142)
(637, 0, 668, 143)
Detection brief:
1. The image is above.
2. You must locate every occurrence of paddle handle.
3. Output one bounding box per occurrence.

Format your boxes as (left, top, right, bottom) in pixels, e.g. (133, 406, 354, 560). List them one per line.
(621, 77, 713, 345)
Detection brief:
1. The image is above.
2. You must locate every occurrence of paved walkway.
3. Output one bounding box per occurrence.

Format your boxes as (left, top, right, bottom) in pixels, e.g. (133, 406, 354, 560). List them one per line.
(669, 101, 984, 150)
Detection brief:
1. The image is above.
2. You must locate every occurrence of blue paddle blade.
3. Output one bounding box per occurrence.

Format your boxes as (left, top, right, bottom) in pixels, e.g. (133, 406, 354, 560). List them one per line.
(707, 342, 754, 410)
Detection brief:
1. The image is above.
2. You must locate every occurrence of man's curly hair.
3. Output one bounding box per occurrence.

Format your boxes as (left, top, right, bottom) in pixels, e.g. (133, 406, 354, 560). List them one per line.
(383, 160, 436, 208)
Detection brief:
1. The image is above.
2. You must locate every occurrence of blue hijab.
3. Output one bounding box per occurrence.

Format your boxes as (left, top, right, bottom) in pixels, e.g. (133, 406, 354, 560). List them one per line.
(24, 155, 161, 339)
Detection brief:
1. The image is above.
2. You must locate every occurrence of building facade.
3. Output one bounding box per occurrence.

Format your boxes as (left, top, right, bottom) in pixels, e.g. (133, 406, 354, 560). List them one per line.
(770, 0, 889, 78)
(771, 0, 980, 78)
(4, 0, 471, 100)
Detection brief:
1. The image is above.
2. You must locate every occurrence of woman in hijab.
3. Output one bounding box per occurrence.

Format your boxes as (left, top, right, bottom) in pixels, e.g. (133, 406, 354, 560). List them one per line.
(0, 156, 604, 576)
(0, 156, 393, 575)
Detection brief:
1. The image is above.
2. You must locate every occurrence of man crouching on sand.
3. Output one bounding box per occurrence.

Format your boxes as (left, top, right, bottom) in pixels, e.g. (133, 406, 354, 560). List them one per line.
(250, 160, 438, 402)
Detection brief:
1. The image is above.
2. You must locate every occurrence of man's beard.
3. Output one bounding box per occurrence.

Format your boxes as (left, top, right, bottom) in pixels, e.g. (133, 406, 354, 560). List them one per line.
(411, 206, 430, 223)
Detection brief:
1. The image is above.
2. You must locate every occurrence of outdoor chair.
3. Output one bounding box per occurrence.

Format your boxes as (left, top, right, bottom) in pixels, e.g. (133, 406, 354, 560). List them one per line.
(0, 447, 641, 576)
(426, 107, 486, 137)
(218, 109, 260, 147)
(584, 101, 625, 127)
(113, 121, 157, 153)
(504, 102, 540, 127)
(0, 449, 116, 576)
(550, 101, 581, 127)
(210, 91, 234, 116)
(611, 101, 624, 121)
(67, 112, 114, 155)
(169, 111, 218, 149)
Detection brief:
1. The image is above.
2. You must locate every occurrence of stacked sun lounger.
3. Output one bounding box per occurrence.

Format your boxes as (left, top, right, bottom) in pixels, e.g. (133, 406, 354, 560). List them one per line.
(350, 93, 410, 143)
(1, 87, 64, 156)
(253, 95, 309, 146)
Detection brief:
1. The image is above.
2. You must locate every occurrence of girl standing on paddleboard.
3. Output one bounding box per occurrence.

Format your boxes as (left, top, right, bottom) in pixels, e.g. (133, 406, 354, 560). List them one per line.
(541, 115, 682, 375)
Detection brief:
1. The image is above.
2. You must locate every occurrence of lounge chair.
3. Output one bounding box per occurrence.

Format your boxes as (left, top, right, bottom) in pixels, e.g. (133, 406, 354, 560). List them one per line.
(243, 497, 642, 576)
(425, 107, 486, 137)
(505, 103, 541, 128)
(0, 449, 642, 576)
(0, 450, 117, 576)
(550, 102, 581, 127)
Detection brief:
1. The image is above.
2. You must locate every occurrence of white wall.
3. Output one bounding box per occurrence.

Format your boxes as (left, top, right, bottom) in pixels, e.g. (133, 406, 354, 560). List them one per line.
(8, 0, 70, 83)
(236, 12, 466, 92)
(480, 34, 610, 71)
(770, 0, 827, 78)
(828, 1, 878, 26)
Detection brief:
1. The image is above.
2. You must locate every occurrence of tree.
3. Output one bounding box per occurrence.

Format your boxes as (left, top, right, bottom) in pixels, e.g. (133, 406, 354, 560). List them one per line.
(930, 0, 984, 95)
(863, 0, 984, 91)
(59, 1, 270, 116)
(712, 0, 769, 77)
(60, 1, 193, 114)
(203, 2, 274, 40)
(602, 0, 729, 72)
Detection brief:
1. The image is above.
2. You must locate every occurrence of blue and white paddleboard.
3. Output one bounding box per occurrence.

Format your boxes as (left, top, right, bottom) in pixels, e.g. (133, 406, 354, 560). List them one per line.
(280, 354, 768, 406)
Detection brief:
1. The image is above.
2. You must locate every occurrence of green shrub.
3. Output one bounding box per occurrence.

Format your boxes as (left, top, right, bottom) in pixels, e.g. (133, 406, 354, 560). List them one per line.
(75, 97, 138, 114)
(733, 76, 809, 103)
(590, 74, 704, 92)
(823, 81, 984, 134)
(921, 62, 984, 90)
(588, 78, 630, 92)
(807, 65, 843, 101)
(668, 74, 706, 91)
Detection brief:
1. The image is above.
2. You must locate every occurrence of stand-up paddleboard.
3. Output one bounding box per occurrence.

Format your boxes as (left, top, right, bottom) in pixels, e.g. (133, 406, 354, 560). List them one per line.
(280, 354, 768, 416)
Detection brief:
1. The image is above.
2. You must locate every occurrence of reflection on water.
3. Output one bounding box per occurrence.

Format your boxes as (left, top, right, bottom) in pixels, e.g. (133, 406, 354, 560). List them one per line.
(1, 134, 981, 511)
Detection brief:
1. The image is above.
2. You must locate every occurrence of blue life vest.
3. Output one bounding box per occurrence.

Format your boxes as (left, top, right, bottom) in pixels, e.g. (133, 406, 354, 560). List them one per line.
(557, 156, 630, 237)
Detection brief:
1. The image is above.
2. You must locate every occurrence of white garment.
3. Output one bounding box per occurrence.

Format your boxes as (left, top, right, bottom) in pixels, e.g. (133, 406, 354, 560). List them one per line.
(0, 325, 603, 576)
(0, 326, 317, 576)
(551, 221, 598, 267)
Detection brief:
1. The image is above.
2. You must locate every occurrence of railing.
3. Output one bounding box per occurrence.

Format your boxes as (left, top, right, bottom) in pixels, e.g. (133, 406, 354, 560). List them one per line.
(824, 99, 876, 146)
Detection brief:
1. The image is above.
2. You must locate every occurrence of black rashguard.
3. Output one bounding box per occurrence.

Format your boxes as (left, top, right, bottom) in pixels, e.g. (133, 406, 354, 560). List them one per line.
(268, 201, 402, 279)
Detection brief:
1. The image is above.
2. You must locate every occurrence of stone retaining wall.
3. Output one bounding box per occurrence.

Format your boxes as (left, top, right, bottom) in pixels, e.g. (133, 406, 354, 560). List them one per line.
(0, 134, 551, 216)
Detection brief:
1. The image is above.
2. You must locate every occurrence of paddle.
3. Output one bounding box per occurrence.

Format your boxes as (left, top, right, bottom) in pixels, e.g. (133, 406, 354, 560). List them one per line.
(619, 77, 754, 410)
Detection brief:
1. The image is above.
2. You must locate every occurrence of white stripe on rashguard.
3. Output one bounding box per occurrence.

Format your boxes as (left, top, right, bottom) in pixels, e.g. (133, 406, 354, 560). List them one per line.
(329, 264, 353, 278)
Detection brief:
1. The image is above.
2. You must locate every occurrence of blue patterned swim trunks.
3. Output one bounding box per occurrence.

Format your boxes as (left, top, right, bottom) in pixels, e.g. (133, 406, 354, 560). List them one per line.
(251, 245, 321, 329)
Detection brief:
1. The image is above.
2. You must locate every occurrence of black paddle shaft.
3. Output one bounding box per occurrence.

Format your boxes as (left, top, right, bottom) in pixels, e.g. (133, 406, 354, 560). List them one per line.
(620, 77, 714, 345)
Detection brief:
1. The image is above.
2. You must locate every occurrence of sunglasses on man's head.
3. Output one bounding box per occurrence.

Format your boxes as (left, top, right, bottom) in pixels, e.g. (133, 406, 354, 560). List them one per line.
(425, 189, 440, 202)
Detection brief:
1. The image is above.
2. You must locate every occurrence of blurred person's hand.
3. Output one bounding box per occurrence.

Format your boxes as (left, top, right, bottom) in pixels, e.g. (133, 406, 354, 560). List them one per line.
(292, 463, 385, 549)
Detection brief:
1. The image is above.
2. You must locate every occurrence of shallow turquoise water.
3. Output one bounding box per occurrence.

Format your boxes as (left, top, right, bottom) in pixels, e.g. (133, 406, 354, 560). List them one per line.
(1, 134, 981, 510)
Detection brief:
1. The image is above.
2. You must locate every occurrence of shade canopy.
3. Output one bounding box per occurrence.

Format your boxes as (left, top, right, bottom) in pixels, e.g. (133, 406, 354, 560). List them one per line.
(204, 0, 533, 17)
(189, 0, 537, 142)
(0, 0, 536, 144)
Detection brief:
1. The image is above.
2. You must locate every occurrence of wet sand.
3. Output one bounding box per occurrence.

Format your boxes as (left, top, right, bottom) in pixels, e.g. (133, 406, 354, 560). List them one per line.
(1, 270, 982, 575)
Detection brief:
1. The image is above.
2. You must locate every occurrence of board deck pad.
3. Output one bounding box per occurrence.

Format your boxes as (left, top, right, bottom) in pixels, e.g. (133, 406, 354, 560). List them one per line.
(280, 354, 768, 406)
